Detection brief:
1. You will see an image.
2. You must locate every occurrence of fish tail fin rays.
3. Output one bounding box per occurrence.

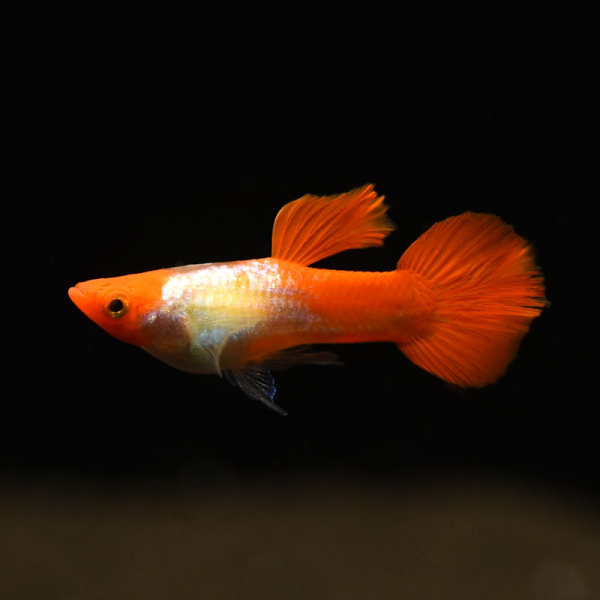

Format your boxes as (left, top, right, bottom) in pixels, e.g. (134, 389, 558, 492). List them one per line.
(271, 184, 395, 266)
(396, 212, 546, 387)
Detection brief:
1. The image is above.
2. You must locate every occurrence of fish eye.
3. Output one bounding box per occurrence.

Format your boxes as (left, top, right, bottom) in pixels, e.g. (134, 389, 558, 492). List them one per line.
(105, 295, 129, 318)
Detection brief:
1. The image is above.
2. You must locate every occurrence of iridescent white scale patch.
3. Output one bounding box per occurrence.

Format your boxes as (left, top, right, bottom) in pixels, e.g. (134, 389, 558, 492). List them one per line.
(161, 259, 318, 329)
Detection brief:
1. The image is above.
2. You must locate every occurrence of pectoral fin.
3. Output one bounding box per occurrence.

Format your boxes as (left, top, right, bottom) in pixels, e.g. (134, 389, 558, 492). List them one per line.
(189, 306, 264, 375)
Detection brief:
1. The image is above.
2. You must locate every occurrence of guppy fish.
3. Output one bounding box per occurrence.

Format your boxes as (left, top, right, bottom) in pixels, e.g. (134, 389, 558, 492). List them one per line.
(69, 184, 545, 415)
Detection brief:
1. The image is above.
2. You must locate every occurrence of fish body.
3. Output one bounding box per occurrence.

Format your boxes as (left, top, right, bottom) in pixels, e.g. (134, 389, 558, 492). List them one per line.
(69, 185, 545, 414)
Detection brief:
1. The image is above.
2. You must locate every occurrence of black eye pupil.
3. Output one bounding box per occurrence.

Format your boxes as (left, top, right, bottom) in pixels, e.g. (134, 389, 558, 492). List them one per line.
(108, 298, 124, 314)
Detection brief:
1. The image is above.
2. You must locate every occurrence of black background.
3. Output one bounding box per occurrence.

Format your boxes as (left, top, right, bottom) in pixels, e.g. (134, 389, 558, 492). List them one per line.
(7, 3, 599, 598)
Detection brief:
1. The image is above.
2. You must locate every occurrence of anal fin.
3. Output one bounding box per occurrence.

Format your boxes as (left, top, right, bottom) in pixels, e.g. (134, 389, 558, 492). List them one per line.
(224, 347, 341, 415)
(263, 345, 342, 370)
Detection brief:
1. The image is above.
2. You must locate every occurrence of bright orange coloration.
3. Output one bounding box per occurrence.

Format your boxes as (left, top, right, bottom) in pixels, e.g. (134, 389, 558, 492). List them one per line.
(69, 270, 170, 346)
(69, 184, 546, 414)
(397, 212, 546, 387)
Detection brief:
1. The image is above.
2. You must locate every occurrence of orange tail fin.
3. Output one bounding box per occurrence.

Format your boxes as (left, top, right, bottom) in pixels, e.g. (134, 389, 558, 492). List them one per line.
(397, 212, 546, 387)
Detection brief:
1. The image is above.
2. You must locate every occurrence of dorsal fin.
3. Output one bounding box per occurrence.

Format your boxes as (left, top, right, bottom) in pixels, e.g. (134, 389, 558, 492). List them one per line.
(271, 184, 395, 266)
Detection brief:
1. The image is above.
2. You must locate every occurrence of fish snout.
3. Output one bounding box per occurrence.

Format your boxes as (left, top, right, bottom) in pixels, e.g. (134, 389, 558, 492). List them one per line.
(68, 283, 88, 311)
(68, 284, 83, 298)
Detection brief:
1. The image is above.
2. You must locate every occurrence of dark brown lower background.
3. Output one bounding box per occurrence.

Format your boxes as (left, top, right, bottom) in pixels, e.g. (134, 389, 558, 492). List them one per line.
(2, 472, 598, 600)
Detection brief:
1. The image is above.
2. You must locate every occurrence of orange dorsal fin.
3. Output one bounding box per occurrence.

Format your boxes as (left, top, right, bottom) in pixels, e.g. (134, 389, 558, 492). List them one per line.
(271, 184, 395, 266)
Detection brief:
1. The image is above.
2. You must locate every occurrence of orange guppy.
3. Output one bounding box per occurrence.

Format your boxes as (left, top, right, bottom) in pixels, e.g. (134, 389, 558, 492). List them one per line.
(69, 185, 545, 415)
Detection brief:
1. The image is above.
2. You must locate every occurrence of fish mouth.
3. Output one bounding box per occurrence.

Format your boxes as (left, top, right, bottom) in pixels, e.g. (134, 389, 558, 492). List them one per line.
(68, 285, 85, 308)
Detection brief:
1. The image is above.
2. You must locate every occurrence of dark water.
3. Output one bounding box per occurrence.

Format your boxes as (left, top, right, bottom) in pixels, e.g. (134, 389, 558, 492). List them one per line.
(11, 3, 597, 599)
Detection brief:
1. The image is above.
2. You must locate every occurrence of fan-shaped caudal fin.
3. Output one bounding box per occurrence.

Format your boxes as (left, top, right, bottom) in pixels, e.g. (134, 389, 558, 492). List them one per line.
(271, 184, 395, 266)
(397, 212, 546, 387)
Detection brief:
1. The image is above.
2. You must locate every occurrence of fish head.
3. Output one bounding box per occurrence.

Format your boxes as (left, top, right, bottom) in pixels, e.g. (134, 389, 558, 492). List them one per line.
(69, 270, 167, 346)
